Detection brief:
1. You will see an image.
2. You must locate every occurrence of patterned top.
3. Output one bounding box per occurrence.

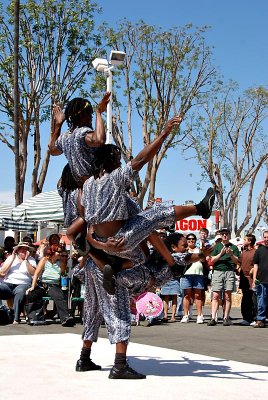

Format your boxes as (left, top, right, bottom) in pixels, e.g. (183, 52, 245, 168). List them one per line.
(55, 127, 96, 181)
(82, 163, 139, 224)
(173, 252, 190, 266)
(58, 186, 79, 226)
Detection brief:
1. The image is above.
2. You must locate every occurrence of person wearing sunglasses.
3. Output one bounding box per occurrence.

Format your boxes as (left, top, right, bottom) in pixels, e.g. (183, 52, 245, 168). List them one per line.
(180, 234, 206, 324)
(26, 245, 74, 327)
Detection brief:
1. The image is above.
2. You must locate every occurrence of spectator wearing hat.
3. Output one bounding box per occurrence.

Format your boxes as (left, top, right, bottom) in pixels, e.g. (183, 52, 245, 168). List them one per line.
(207, 228, 240, 326)
(0, 242, 36, 323)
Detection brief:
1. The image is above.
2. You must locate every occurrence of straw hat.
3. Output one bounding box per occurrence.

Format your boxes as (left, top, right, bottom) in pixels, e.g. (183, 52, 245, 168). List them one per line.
(13, 241, 32, 251)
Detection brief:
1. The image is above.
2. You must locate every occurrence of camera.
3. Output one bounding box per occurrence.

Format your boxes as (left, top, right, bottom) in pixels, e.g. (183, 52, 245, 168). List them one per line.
(224, 243, 232, 248)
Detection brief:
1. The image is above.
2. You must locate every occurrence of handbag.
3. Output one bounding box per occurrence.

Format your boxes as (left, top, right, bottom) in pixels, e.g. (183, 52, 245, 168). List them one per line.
(0, 305, 14, 325)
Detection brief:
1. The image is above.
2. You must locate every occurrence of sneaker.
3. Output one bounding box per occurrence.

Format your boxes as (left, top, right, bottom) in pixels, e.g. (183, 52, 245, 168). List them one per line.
(108, 363, 146, 379)
(103, 264, 116, 295)
(61, 317, 75, 327)
(76, 358, 102, 372)
(240, 319, 250, 326)
(254, 320, 265, 328)
(250, 321, 257, 327)
(181, 315, 189, 323)
(207, 318, 217, 326)
(222, 318, 230, 326)
(196, 315, 204, 324)
(196, 188, 215, 219)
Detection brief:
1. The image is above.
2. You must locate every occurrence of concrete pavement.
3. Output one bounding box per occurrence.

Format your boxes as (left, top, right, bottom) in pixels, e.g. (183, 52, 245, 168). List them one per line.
(1, 333, 268, 400)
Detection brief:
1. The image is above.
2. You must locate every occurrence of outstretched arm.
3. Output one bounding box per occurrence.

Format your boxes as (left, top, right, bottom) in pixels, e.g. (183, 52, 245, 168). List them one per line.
(131, 114, 183, 172)
(85, 92, 111, 147)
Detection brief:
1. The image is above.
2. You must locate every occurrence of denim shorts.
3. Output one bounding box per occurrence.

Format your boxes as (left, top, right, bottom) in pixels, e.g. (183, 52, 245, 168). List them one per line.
(180, 274, 204, 290)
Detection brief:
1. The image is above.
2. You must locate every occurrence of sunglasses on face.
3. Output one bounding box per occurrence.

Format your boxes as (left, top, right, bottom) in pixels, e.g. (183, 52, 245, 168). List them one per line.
(187, 238, 196, 241)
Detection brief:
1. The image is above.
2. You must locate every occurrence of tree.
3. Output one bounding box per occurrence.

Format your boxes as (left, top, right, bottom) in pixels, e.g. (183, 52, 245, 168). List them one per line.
(182, 84, 268, 235)
(91, 20, 216, 207)
(0, 0, 102, 203)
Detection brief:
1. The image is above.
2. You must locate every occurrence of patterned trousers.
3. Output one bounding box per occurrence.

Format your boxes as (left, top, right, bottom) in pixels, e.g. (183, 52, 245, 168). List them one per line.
(82, 258, 131, 344)
(95, 204, 175, 264)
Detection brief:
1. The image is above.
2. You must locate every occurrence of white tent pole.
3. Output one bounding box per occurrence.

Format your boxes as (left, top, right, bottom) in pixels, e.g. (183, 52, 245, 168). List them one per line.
(37, 221, 41, 241)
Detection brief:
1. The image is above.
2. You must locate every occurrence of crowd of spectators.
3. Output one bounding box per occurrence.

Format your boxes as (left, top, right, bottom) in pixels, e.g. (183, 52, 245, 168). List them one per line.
(0, 227, 267, 328)
(0, 233, 82, 326)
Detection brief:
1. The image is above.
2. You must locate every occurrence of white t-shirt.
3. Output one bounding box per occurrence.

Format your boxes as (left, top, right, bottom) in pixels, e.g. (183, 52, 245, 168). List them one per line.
(4, 255, 36, 285)
(184, 248, 203, 275)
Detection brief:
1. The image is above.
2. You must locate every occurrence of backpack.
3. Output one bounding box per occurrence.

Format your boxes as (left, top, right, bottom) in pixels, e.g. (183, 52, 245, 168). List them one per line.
(25, 285, 47, 326)
(0, 305, 14, 325)
(24, 301, 47, 325)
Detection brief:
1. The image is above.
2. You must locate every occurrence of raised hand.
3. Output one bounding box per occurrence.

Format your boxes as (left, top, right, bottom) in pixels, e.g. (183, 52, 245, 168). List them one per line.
(97, 92, 111, 113)
(53, 104, 65, 125)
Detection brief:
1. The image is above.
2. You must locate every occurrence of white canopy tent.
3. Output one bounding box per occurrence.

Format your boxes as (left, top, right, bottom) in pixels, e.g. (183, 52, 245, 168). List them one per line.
(11, 191, 64, 223)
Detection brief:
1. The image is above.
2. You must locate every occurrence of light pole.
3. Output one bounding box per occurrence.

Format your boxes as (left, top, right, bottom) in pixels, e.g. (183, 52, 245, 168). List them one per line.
(92, 50, 126, 144)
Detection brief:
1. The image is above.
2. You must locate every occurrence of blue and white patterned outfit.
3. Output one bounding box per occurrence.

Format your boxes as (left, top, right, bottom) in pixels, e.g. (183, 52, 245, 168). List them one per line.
(81, 258, 131, 344)
(55, 127, 96, 226)
(57, 186, 79, 226)
(55, 127, 96, 181)
(74, 253, 190, 345)
(82, 163, 175, 264)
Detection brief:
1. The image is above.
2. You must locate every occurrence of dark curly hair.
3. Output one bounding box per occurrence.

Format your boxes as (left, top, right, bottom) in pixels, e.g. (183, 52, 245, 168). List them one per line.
(92, 144, 121, 178)
(164, 232, 185, 252)
(65, 97, 93, 130)
(60, 163, 79, 191)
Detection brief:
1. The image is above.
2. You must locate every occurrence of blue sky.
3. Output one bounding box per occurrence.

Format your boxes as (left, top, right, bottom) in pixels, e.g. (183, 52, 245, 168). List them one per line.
(0, 0, 267, 225)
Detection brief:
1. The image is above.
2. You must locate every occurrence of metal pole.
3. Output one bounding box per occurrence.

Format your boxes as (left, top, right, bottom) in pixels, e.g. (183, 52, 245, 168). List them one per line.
(106, 67, 113, 144)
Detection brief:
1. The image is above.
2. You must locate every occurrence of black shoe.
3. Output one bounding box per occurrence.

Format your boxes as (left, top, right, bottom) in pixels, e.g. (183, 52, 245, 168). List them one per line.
(108, 363, 146, 379)
(61, 317, 75, 327)
(207, 318, 217, 326)
(75, 233, 91, 256)
(196, 188, 215, 219)
(103, 264, 116, 295)
(76, 358, 102, 372)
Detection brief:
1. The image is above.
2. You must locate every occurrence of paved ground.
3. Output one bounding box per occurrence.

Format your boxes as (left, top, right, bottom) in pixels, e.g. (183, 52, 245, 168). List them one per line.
(1, 306, 268, 400)
(1, 332, 268, 400)
(1, 307, 267, 366)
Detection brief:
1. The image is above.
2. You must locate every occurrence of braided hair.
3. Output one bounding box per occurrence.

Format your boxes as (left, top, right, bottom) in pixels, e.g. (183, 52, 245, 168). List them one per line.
(65, 97, 93, 130)
(92, 144, 121, 179)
